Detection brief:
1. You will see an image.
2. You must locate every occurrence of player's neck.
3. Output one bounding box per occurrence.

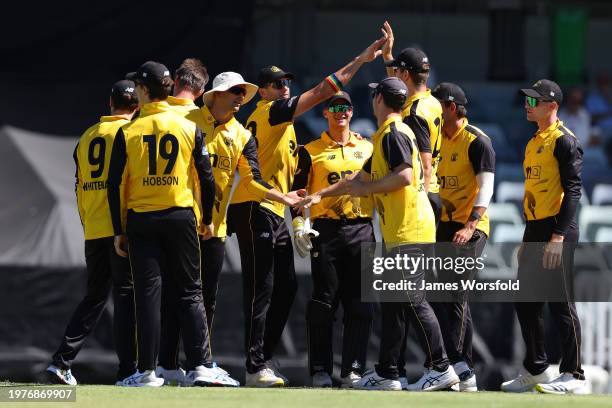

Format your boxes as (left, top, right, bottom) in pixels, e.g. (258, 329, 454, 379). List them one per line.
(408, 83, 427, 98)
(328, 127, 351, 145)
(208, 103, 233, 125)
(110, 110, 134, 120)
(443, 117, 463, 139)
(537, 113, 558, 132)
(173, 89, 197, 101)
(377, 111, 401, 127)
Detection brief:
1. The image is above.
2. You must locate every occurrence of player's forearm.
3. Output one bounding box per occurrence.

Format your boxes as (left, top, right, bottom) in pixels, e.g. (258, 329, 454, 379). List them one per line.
(362, 169, 411, 195)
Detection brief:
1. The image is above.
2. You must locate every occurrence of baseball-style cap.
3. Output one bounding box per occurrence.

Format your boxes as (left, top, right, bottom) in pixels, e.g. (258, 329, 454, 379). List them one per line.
(111, 80, 136, 97)
(257, 65, 295, 87)
(520, 79, 563, 105)
(126, 61, 172, 86)
(385, 48, 430, 73)
(369, 77, 408, 109)
(202, 72, 258, 105)
(432, 82, 468, 105)
(326, 91, 352, 106)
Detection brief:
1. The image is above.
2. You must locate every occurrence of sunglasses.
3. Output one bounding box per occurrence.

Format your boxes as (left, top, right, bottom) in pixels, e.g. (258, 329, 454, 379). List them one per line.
(269, 79, 291, 89)
(328, 104, 352, 113)
(228, 86, 247, 96)
(525, 95, 553, 107)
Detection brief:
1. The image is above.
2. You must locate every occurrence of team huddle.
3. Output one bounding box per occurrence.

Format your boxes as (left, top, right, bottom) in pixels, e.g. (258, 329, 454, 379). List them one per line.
(45, 22, 587, 394)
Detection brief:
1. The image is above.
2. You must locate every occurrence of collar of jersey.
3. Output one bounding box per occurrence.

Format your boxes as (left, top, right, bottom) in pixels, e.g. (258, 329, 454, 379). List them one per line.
(405, 88, 431, 106)
(321, 130, 357, 147)
(535, 119, 563, 139)
(373, 115, 403, 140)
(199, 104, 237, 128)
(448, 118, 469, 141)
(99, 115, 129, 123)
(167, 96, 196, 107)
(139, 101, 173, 117)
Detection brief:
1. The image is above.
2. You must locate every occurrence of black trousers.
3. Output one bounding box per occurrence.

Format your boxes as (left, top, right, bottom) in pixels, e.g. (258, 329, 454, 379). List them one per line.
(431, 222, 487, 368)
(307, 218, 374, 377)
(127, 207, 210, 372)
(52, 237, 136, 380)
(227, 202, 297, 373)
(377, 244, 449, 380)
(158, 237, 225, 369)
(515, 217, 585, 380)
(397, 191, 441, 377)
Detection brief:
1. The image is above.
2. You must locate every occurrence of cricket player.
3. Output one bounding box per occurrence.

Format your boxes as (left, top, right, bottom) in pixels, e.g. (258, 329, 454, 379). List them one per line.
(502, 80, 586, 394)
(296, 77, 459, 391)
(46, 80, 139, 386)
(107, 61, 217, 387)
(432, 82, 496, 392)
(166, 58, 208, 115)
(290, 91, 374, 388)
(158, 69, 301, 386)
(226, 34, 388, 387)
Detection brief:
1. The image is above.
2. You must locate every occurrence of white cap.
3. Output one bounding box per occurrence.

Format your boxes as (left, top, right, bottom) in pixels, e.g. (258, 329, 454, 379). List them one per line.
(202, 72, 258, 105)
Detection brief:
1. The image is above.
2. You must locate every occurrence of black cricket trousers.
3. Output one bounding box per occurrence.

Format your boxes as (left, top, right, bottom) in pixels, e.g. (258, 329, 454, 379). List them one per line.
(52, 236, 136, 381)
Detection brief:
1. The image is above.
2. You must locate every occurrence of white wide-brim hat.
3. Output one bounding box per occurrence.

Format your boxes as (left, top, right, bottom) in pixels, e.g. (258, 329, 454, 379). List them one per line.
(203, 72, 258, 106)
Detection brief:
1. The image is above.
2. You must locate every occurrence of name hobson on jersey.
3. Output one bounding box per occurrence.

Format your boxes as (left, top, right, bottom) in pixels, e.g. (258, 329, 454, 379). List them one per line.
(371, 254, 520, 291)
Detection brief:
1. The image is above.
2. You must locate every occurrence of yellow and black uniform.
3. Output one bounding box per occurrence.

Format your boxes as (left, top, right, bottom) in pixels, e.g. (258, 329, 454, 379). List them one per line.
(401, 90, 443, 222)
(227, 95, 301, 374)
(107, 100, 215, 372)
(438, 119, 495, 237)
(361, 116, 448, 380)
(291, 131, 375, 377)
(158, 104, 272, 369)
(167, 96, 199, 116)
(516, 118, 585, 380)
(51, 115, 136, 381)
(434, 118, 495, 370)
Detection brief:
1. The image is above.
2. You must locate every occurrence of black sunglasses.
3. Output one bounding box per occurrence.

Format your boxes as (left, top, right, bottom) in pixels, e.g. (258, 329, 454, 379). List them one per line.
(228, 86, 247, 96)
(269, 78, 291, 90)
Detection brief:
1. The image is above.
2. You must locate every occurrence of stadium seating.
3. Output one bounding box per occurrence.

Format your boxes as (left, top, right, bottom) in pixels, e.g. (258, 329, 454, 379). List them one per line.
(579, 206, 612, 242)
(592, 184, 612, 206)
(495, 181, 524, 207)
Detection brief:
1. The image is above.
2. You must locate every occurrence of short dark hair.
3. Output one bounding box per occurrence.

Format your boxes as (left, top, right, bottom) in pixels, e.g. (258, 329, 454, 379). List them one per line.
(444, 101, 468, 118)
(111, 90, 139, 111)
(175, 58, 209, 93)
(140, 77, 174, 100)
(381, 94, 404, 112)
(408, 70, 429, 86)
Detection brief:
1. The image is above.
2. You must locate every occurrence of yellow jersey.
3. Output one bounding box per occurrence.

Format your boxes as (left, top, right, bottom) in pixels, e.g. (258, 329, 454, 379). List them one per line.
(230, 96, 301, 218)
(438, 118, 495, 236)
(167, 96, 199, 116)
(363, 116, 435, 244)
(74, 116, 129, 240)
(107, 101, 214, 234)
(292, 131, 374, 220)
(401, 89, 443, 194)
(185, 105, 271, 237)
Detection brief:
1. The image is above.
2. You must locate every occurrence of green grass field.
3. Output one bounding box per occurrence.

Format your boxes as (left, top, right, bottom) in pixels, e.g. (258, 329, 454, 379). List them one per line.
(2, 384, 612, 408)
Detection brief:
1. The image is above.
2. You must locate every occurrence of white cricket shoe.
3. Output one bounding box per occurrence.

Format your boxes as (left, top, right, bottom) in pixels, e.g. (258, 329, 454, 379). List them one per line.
(501, 367, 555, 393)
(340, 372, 361, 388)
(186, 365, 239, 387)
(354, 370, 402, 391)
(452, 361, 478, 392)
(266, 360, 290, 385)
(245, 368, 285, 387)
(46, 364, 77, 386)
(535, 373, 588, 395)
(405, 366, 460, 391)
(399, 376, 409, 390)
(312, 371, 333, 388)
(155, 366, 188, 386)
(120, 370, 164, 387)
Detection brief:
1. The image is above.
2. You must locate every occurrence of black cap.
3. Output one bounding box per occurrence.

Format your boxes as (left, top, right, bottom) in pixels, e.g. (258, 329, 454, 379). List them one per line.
(126, 61, 172, 86)
(111, 80, 136, 97)
(257, 65, 295, 87)
(385, 48, 430, 73)
(432, 82, 468, 105)
(520, 79, 563, 105)
(326, 91, 352, 107)
(369, 77, 408, 109)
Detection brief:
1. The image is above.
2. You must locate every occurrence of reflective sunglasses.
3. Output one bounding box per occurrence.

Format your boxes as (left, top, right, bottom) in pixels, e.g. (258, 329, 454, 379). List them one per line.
(328, 104, 352, 113)
(228, 86, 247, 96)
(525, 95, 543, 107)
(270, 78, 291, 89)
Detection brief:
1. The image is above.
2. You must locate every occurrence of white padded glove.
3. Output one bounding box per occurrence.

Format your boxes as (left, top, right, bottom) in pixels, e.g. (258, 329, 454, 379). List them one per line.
(292, 216, 320, 258)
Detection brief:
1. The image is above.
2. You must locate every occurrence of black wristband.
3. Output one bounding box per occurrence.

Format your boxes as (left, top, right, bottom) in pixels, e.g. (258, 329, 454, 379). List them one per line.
(468, 209, 481, 222)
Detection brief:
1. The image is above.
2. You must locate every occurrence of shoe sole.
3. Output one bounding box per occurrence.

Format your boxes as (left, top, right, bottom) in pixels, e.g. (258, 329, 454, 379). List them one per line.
(410, 377, 460, 392)
(245, 382, 284, 388)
